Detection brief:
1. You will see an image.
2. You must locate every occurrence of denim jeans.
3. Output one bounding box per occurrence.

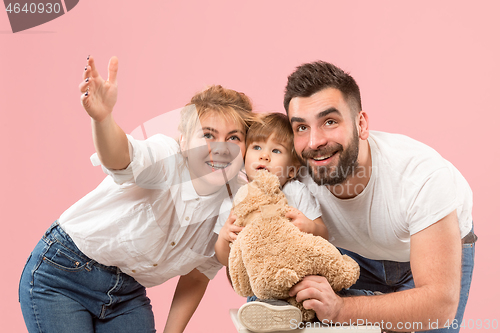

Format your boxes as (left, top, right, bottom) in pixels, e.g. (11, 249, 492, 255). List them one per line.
(19, 222, 156, 333)
(339, 233, 475, 333)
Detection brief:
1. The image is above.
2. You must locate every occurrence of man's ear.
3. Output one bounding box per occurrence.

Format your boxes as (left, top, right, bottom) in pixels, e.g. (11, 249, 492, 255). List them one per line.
(357, 111, 369, 140)
(288, 165, 297, 179)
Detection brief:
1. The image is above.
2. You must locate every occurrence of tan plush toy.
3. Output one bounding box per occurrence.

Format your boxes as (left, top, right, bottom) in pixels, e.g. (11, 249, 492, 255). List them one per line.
(228, 170, 360, 321)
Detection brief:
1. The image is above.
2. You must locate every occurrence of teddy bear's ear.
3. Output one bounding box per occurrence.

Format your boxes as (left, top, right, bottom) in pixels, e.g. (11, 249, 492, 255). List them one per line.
(231, 183, 263, 221)
(253, 170, 280, 195)
(232, 184, 249, 207)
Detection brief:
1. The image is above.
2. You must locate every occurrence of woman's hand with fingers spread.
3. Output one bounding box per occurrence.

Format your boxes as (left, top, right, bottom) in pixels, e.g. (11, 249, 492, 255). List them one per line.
(79, 55, 129, 170)
(79, 56, 119, 123)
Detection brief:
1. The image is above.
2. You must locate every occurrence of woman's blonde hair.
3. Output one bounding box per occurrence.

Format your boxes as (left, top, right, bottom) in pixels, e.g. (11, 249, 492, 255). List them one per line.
(178, 85, 255, 144)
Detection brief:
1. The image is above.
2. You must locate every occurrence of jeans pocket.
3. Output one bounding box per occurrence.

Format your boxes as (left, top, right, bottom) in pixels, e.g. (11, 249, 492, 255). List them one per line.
(43, 247, 87, 272)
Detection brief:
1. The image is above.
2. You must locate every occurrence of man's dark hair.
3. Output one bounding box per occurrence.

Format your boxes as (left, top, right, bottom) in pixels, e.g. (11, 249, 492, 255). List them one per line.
(283, 61, 362, 115)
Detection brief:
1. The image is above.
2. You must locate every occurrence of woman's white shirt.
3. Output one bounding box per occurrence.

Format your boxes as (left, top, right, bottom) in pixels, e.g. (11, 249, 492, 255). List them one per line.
(59, 134, 229, 287)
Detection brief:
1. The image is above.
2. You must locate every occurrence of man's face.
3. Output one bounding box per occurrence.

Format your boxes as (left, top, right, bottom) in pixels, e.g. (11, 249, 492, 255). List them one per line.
(288, 87, 359, 186)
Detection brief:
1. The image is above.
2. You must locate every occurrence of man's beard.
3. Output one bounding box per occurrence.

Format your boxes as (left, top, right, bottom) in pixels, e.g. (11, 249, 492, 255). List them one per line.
(299, 128, 359, 186)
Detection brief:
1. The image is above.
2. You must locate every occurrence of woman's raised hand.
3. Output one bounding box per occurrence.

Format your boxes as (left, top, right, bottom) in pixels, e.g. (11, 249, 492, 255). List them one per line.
(79, 56, 118, 122)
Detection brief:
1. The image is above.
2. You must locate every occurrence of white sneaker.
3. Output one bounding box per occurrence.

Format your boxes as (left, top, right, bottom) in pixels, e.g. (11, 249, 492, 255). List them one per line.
(237, 299, 302, 332)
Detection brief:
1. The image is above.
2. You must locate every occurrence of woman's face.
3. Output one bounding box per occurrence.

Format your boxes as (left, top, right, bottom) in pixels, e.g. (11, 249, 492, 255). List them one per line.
(183, 112, 246, 194)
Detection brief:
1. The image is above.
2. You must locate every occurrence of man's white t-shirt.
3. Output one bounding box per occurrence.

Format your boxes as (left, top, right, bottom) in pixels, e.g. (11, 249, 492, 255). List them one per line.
(215, 179, 322, 233)
(300, 131, 473, 262)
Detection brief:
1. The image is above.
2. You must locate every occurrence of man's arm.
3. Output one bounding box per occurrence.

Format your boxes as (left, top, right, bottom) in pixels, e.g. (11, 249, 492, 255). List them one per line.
(80, 56, 130, 170)
(290, 211, 461, 331)
(163, 268, 210, 333)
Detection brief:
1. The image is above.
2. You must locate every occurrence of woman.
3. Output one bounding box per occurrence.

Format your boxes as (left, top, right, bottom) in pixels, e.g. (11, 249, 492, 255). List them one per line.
(19, 56, 255, 333)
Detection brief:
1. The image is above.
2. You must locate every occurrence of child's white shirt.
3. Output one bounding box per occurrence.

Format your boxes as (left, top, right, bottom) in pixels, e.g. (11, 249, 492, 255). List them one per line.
(215, 178, 322, 234)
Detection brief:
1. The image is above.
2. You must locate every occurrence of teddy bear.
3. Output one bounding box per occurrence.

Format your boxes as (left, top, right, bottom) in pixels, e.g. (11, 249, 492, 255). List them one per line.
(228, 170, 360, 322)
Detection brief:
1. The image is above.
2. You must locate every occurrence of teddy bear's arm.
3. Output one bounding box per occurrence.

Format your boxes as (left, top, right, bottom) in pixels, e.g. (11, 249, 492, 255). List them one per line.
(251, 266, 301, 300)
(331, 254, 361, 291)
(318, 248, 360, 292)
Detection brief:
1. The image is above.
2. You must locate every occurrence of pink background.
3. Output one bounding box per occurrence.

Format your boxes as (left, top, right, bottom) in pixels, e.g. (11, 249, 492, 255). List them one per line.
(1, 1, 499, 331)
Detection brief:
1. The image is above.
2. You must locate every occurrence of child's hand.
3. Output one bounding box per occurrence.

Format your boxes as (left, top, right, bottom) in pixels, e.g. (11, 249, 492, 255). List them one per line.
(215, 213, 244, 266)
(79, 56, 118, 122)
(220, 214, 243, 243)
(286, 207, 316, 234)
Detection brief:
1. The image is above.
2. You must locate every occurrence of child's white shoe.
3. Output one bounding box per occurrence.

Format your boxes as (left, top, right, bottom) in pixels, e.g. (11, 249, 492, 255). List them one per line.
(237, 299, 302, 332)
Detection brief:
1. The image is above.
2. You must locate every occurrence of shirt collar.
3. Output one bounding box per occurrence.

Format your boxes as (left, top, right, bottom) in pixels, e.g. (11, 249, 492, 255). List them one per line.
(179, 168, 231, 204)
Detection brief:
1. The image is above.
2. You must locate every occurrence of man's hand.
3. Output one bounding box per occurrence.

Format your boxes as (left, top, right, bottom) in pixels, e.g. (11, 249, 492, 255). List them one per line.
(289, 275, 343, 322)
(79, 56, 118, 123)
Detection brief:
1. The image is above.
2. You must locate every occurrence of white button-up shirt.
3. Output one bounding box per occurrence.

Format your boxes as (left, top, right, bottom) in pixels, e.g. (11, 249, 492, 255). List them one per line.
(59, 134, 232, 287)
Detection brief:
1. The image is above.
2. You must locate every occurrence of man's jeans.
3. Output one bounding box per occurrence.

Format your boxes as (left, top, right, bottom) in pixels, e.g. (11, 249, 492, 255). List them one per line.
(339, 234, 475, 333)
(19, 222, 156, 333)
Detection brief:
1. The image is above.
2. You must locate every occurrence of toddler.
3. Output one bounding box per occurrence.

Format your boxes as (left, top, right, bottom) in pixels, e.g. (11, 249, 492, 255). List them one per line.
(215, 112, 327, 266)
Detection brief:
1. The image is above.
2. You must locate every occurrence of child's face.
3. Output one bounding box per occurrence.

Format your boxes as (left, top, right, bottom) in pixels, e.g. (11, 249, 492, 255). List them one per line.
(245, 136, 295, 186)
(184, 113, 246, 193)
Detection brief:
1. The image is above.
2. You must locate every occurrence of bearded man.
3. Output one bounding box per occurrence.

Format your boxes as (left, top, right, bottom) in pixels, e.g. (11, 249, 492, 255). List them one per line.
(284, 61, 476, 333)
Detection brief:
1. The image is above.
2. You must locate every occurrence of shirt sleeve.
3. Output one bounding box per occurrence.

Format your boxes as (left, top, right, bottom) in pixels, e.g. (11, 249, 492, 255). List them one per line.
(406, 167, 459, 235)
(283, 180, 322, 221)
(196, 254, 224, 280)
(90, 134, 181, 187)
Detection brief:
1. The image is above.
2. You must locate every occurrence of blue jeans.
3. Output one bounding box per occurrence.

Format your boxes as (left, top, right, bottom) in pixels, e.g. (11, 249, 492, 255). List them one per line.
(339, 236, 475, 332)
(19, 222, 156, 333)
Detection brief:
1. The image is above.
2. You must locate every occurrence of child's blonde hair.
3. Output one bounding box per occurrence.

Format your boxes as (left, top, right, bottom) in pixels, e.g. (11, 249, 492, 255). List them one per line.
(246, 112, 300, 167)
(178, 85, 255, 144)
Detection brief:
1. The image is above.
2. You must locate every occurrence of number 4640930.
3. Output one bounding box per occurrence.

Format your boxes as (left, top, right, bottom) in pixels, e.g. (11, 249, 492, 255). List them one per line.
(445, 318, 498, 330)
(5, 2, 61, 14)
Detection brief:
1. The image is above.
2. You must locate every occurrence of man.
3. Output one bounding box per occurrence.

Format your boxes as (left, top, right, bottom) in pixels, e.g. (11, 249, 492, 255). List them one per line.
(283, 61, 476, 332)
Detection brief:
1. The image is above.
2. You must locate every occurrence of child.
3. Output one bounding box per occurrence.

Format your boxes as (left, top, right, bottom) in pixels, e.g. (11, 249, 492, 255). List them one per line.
(215, 112, 328, 265)
(19, 56, 256, 333)
(214, 112, 327, 331)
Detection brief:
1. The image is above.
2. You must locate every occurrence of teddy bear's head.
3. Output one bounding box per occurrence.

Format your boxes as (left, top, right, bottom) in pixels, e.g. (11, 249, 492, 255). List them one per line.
(231, 170, 288, 227)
